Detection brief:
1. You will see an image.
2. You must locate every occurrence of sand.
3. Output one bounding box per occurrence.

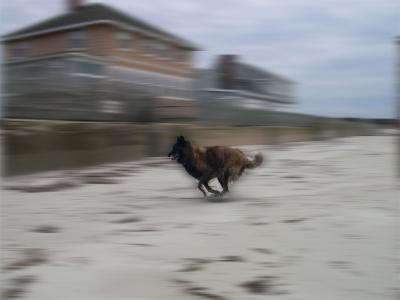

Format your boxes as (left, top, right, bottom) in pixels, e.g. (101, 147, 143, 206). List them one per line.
(1, 136, 398, 300)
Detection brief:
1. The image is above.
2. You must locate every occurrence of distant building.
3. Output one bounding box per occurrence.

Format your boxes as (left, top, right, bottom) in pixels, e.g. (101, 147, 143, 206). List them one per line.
(1, 0, 199, 122)
(195, 55, 298, 126)
(197, 55, 295, 110)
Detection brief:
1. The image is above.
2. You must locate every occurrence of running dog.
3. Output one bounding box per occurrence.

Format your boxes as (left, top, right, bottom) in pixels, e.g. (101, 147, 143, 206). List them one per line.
(168, 136, 263, 196)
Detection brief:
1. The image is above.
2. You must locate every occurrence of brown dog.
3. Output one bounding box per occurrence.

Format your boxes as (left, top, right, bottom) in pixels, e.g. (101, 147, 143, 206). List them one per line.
(168, 136, 263, 196)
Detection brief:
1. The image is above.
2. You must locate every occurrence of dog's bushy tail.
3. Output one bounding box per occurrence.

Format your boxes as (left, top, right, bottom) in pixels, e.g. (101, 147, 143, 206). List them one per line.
(246, 153, 264, 169)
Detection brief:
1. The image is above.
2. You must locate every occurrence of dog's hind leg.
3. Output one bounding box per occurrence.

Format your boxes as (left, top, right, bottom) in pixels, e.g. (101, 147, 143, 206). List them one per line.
(204, 181, 221, 195)
(198, 176, 220, 196)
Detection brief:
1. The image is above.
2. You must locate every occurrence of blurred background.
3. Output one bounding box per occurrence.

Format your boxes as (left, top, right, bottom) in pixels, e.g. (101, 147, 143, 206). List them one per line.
(0, 1, 399, 300)
(0, 0, 398, 175)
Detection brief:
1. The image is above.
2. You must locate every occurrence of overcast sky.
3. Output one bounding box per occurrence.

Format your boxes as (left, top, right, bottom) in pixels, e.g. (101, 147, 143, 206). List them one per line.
(1, 0, 399, 118)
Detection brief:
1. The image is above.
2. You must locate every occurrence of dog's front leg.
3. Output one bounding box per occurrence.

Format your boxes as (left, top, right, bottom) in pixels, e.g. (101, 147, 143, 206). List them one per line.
(218, 175, 229, 195)
(197, 182, 207, 197)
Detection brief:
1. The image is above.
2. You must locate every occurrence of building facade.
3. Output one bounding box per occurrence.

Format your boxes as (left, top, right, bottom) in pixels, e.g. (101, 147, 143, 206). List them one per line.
(1, 1, 199, 122)
(195, 55, 300, 126)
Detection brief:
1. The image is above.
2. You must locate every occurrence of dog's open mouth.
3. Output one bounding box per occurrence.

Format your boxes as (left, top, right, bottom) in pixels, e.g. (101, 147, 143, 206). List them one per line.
(169, 154, 179, 161)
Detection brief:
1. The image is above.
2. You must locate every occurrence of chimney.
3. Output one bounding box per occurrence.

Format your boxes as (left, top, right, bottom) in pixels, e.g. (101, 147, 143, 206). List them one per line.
(216, 55, 237, 90)
(67, 0, 83, 11)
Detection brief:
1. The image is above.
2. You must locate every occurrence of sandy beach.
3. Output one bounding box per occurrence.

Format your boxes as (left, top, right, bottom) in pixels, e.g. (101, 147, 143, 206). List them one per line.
(1, 135, 398, 300)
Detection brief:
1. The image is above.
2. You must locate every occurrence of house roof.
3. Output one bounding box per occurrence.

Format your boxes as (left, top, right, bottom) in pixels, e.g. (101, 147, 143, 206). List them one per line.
(2, 3, 199, 50)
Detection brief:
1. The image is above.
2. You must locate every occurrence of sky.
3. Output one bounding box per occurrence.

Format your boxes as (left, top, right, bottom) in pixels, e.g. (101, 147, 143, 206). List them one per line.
(1, 0, 399, 118)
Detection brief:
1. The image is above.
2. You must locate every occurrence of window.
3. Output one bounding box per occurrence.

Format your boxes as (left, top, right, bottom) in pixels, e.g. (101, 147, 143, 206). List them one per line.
(71, 60, 104, 77)
(142, 38, 152, 54)
(10, 42, 30, 59)
(168, 48, 188, 62)
(25, 64, 43, 80)
(101, 100, 122, 114)
(68, 31, 86, 49)
(155, 42, 167, 57)
(178, 50, 189, 63)
(48, 60, 65, 77)
(116, 32, 132, 50)
(142, 38, 166, 56)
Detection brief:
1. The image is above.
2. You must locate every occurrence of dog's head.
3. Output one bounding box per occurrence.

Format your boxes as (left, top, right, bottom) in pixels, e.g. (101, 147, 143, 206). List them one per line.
(168, 136, 191, 164)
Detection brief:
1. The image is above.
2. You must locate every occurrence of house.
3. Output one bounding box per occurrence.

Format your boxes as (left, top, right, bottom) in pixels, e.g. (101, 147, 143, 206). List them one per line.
(195, 55, 299, 126)
(1, 0, 200, 122)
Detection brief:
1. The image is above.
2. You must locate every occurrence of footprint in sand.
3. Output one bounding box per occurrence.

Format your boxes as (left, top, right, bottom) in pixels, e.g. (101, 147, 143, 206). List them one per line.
(2, 275, 37, 299)
(240, 275, 290, 295)
(31, 225, 61, 233)
(5, 249, 48, 271)
(111, 216, 142, 223)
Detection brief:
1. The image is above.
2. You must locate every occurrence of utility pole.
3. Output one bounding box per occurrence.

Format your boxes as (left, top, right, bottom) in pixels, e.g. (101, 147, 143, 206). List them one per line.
(396, 36, 400, 177)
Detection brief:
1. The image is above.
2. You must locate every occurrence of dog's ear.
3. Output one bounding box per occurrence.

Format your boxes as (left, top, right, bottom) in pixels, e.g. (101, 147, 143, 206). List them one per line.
(177, 135, 186, 144)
